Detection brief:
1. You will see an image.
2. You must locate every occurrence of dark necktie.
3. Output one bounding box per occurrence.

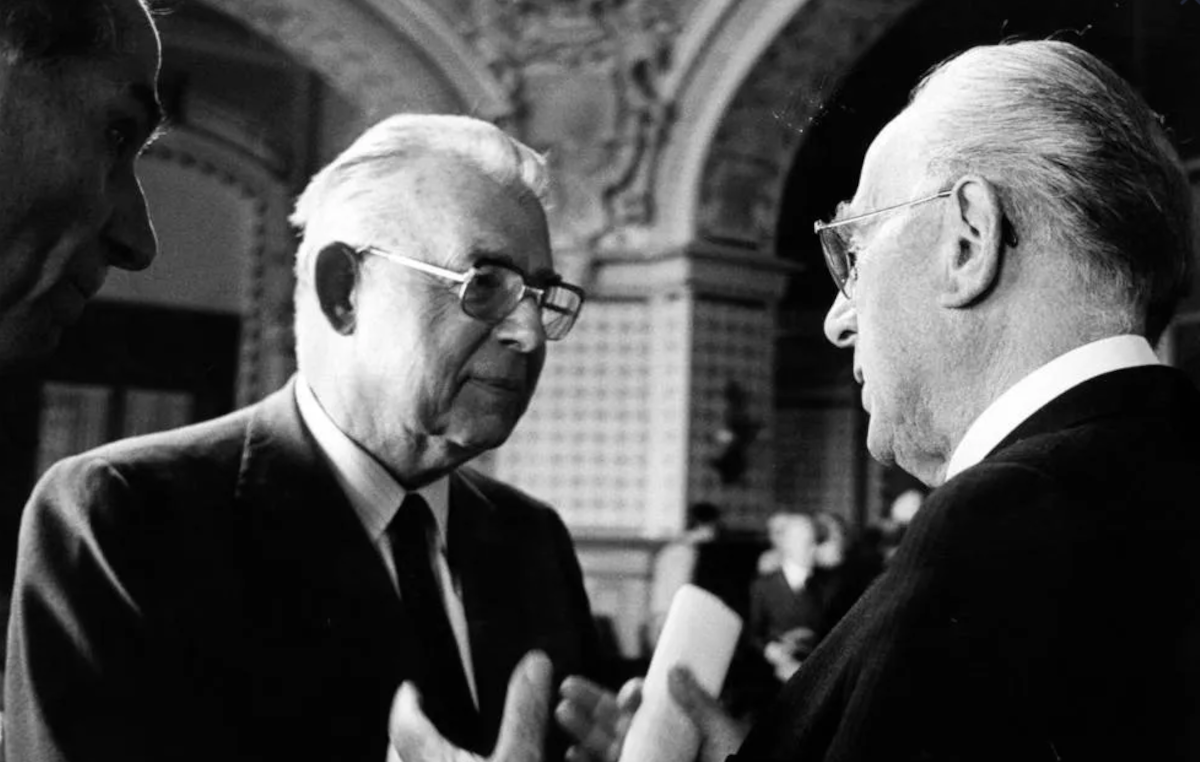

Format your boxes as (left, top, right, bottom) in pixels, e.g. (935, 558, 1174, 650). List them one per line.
(387, 493, 478, 744)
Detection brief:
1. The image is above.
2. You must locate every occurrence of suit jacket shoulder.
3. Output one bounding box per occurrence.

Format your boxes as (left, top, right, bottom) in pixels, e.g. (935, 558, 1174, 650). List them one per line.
(736, 366, 1200, 762)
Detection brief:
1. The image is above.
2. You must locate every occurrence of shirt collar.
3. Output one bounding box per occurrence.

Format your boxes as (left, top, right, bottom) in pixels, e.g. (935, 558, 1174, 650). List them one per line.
(945, 334, 1159, 482)
(294, 375, 450, 550)
(781, 560, 811, 591)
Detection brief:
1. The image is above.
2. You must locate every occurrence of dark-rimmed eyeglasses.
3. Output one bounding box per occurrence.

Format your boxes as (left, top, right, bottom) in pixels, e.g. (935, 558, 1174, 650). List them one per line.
(813, 190, 952, 298)
(357, 245, 585, 340)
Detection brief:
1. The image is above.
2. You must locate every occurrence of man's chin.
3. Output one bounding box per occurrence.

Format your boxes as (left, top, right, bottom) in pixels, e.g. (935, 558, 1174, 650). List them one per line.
(864, 422, 897, 468)
(444, 418, 520, 459)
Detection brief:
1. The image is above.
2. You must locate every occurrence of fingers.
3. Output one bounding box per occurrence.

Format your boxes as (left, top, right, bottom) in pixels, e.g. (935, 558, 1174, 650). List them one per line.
(666, 666, 720, 725)
(556, 677, 642, 762)
(666, 667, 747, 762)
(615, 678, 643, 716)
(492, 650, 553, 762)
(389, 682, 457, 762)
(559, 677, 629, 729)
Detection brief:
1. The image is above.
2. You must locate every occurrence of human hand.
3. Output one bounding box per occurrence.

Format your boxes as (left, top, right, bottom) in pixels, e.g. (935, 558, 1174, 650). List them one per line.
(388, 650, 553, 762)
(555, 676, 642, 762)
(763, 640, 790, 667)
(764, 641, 802, 683)
(667, 666, 747, 762)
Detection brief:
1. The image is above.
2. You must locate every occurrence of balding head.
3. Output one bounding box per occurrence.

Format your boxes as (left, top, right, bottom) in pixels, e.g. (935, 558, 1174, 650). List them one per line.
(909, 40, 1194, 342)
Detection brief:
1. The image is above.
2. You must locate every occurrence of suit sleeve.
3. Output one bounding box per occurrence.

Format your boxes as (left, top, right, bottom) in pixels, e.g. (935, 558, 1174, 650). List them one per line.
(4, 457, 165, 761)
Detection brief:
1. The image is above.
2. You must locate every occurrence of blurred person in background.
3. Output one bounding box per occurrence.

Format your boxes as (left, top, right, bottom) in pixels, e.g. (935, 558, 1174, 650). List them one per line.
(750, 513, 823, 683)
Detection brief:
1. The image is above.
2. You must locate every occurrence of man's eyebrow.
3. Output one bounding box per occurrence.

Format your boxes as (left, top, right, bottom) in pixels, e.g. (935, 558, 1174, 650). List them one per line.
(472, 249, 558, 281)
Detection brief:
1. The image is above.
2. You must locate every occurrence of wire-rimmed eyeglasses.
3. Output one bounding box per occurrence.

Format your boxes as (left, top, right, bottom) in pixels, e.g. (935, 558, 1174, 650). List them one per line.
(358, 245, 585, 340)
(813, 190, 952, 298)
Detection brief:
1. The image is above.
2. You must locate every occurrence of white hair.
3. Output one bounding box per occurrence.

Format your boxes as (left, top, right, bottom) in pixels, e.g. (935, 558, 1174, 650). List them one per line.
(288, 113, 550, 368)
(290, 113, 549, 282)
(912, 40, 1194, 342)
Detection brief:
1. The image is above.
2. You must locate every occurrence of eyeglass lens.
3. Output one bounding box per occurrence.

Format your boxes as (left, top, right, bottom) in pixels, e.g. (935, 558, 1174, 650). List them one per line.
(461, 264, 582, 340)
(818, 227, 854, 297)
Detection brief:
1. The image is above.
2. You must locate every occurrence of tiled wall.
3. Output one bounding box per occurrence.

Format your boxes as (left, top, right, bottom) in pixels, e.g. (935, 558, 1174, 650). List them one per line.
(686, 297, 777, 529)
(495, 292, 782, 537)
(495, 299, 659, 533)
(773, 406, 858, 522)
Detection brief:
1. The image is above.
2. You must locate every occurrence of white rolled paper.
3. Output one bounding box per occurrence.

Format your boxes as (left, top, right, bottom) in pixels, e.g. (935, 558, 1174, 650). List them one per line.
(618, 584, 743, 762)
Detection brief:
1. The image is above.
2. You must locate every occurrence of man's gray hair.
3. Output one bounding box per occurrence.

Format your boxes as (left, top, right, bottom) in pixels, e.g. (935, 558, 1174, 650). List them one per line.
(913, 40, 1194, 343)
(290, 113, 549, 278)
(0, 0, 149, 66)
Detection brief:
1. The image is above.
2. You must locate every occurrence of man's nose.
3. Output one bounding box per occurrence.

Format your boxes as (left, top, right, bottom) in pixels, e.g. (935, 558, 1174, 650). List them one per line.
(105, 168, 158, 271)
(823, 292, 857, 348)
(495, 296, 546, 353)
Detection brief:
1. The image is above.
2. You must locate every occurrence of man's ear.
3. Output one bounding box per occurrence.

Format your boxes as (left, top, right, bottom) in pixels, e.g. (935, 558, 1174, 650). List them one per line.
(939, 175, 1006, 309)
(314, 242, 361, 335)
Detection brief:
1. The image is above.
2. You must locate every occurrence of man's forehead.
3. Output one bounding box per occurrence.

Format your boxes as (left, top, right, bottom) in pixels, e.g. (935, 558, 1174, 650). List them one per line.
(849, 108, 929, 212)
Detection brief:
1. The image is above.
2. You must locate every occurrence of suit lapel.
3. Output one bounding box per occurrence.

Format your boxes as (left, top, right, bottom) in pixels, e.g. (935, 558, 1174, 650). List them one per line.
(989, 365, 1199, 460)
(448, 471, 527, 747)
(234, 378, 411, 673)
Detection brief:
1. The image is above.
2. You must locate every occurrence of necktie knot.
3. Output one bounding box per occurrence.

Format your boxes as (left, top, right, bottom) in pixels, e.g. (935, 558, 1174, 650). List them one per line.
(390, 492, 437, 551)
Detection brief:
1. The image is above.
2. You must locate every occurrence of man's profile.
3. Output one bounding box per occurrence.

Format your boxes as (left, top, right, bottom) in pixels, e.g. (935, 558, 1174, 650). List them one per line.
(0, 0, 161, 369)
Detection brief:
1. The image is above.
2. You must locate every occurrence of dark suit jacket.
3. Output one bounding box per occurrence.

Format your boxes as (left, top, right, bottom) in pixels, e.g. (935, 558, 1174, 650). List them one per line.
(748, 569, 843, 657)
(4, 380, 600, 762)
(735, 366, 1200, 761)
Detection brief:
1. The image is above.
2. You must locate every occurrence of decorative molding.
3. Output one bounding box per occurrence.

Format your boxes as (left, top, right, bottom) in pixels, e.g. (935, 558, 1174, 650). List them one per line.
(694, 0, 923, 250)
(355, 0, 514, 121)
(456, 0, 680, 262)
(592, 242, 799, 302)
(647, 0, 922, 251)
(196, 0, 474, 120)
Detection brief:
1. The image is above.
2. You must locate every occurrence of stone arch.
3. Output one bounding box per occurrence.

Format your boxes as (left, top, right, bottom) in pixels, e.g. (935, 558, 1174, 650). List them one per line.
(195, 0, 513, 123)
(655, 0, 925, 251)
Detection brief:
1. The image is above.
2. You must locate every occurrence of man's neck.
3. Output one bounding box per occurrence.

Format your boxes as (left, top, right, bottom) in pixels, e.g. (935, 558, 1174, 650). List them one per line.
(928, 328, 1150, 486)
(913, 308, 1132, 486)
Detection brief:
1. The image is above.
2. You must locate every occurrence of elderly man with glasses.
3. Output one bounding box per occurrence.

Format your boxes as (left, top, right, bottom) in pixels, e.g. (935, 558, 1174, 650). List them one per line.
(487, 39, 1200, 762)
(5, 114, 600, 762)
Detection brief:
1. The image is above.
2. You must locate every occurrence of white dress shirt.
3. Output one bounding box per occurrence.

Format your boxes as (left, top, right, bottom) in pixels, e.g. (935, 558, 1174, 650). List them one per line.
(294, 377, 479, 707)
(781, 560, 812, 592)
(945, 334, 1160, 481)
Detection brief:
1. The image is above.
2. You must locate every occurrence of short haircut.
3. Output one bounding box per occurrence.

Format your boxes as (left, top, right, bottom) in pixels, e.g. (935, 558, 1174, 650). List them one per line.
(290, 113, 549, 280)
(913, 40, 1194, 343)
(0, 0, 149, 66)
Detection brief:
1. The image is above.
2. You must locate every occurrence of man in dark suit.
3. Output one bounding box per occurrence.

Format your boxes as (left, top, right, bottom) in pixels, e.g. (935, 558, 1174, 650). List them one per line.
(4, 114, 599, 761)
(541, 40, 1200, 762)
(749, 514, 838, 684)
(0, 0, 162, 750)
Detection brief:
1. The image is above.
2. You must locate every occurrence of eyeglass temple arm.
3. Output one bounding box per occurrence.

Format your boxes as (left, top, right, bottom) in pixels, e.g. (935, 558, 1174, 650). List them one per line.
(813, 190, 953, 233)
(358, 246, 469, 284)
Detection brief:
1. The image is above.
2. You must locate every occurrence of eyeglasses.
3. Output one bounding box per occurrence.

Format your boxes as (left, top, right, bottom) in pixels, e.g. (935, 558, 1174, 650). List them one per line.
(357, 245, 585, 340)
(813, 190, 952, 298)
